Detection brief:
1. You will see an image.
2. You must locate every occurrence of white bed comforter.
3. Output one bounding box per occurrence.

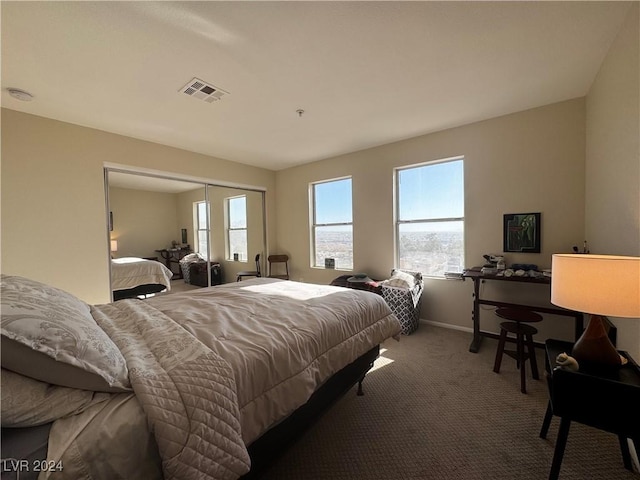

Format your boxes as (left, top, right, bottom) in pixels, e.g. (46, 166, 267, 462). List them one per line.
(146, 278, 402, 444)
(111, 257, 173, 291)
(46, 278, 402, 480)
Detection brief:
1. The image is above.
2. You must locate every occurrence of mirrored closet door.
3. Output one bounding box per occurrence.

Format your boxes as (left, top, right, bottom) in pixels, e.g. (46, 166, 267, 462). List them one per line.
(105, 168, 266, 299)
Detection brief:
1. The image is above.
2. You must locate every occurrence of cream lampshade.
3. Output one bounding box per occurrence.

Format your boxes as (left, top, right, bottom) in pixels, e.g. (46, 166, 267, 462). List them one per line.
(110, 240, 118, 252)
(551, 254, 640, 367)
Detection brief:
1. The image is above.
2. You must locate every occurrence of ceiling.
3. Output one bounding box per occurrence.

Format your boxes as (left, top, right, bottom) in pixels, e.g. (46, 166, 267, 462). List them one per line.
(1, 2, 632, 171)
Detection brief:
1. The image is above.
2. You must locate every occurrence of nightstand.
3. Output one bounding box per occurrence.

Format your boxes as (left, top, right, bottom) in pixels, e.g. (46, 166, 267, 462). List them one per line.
(540, 339, 640, 479)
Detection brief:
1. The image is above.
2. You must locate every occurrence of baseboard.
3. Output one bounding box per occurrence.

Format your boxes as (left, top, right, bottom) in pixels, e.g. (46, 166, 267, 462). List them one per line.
(420, 318, 472, 334)
(419, 319, 550, 348)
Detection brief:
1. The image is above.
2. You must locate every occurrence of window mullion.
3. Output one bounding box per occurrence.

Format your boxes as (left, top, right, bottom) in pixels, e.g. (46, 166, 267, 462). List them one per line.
(314, 221, 352, 228)
(399, 217, 464, 225)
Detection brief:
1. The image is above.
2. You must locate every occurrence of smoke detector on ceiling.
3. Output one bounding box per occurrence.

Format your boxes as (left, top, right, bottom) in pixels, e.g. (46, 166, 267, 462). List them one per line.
(179, 78, 229, 103)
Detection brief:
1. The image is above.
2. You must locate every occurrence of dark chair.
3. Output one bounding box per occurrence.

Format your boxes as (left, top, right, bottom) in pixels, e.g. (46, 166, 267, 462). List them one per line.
(267, 254, 290, 280)
(236, 254, 261, 281)
(493, 308, 542, 394)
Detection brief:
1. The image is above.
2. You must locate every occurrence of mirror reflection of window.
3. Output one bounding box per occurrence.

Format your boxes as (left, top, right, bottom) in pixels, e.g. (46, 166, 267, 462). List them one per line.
(227, 195, 247, 261)
(195, 201, 209, 255)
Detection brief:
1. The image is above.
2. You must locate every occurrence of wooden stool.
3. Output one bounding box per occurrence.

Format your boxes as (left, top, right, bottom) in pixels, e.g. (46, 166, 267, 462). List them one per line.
(493, 308, 542, 394)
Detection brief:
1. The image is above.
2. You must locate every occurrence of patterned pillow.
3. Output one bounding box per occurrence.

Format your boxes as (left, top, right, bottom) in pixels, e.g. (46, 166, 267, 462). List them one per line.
(383, 269, 416, 289)
(1, 368, 107, 427)
(1, 275, 130, 391)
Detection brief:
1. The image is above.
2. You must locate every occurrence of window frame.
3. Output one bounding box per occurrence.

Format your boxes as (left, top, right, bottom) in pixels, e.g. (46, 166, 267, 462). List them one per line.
(309, 176, 353, 270)
(394, 156, 465, 277)
(226, 194, 248, 262)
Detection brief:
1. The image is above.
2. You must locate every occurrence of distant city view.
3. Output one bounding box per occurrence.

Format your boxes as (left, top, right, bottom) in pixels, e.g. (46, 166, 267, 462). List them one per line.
(315, 230, 353, 270)
(315, 229, 464, 276)
(398, 230, 464, 276)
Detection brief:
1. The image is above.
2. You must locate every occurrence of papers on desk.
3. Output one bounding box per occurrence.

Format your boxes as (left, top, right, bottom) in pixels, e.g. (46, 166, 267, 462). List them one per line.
(444, 272, 464, 280)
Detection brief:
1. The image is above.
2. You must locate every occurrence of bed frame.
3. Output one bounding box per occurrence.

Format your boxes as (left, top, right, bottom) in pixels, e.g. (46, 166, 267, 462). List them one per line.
(112, 283, 168, 301)
(1, 346, 380, 479)
(242, 345, 380, 478)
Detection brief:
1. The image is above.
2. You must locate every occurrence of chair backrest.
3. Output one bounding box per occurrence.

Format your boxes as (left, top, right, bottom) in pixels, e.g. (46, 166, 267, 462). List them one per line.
(254, 253, 261, 276)
(267, 254, 289, 279)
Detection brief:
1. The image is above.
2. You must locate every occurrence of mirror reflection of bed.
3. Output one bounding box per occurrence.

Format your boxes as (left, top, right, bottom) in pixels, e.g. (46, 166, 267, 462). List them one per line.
(111, 256, 184, 301)
(106, 170, 266, 301)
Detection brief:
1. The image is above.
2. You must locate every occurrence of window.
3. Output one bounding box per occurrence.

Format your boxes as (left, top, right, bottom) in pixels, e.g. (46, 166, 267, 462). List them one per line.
(311, 177, 353, 270)
(395, 158, 464, 277)
(195, 201, 209, 256)
(227, 195, 247, 261)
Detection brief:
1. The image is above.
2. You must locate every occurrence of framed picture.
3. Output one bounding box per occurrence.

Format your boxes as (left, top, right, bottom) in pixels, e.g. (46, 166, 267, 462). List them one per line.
(109, 211, 113, 232)
(503, 213, 541, 253)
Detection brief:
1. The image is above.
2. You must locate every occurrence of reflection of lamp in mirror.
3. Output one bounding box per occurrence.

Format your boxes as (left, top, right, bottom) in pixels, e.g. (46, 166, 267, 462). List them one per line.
(551, 254, 640, 367)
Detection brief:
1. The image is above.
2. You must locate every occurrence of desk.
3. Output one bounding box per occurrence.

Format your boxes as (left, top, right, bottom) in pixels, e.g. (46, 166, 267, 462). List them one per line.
(462, 270, 584, 353)
(155, 248, 192, 279)
(540, 339, 640, 479)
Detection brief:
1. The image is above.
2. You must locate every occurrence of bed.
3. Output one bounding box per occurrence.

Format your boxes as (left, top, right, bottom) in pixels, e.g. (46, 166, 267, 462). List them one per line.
(0, 274, 401, 479)
(111, 257, 174, 301)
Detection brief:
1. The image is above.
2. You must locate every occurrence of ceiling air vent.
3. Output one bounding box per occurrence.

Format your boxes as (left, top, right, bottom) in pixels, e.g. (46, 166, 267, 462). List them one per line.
(179, 77, 229, 103)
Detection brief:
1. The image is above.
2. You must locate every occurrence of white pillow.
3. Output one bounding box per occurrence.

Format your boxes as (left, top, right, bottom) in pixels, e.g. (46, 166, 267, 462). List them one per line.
(383, 269, 416, 289)
(1, 368, 108, 428)
(1, 275, 130, 391)
(179, 253, 204, 264)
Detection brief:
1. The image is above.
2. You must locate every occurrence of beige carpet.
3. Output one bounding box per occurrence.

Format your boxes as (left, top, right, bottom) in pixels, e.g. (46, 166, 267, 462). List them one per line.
(151, 279, 200, 297)
(259, 325, 638, 479)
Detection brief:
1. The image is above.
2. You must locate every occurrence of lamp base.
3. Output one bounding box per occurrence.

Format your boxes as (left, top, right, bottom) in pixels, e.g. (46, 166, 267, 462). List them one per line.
(572, 315, 623, 367)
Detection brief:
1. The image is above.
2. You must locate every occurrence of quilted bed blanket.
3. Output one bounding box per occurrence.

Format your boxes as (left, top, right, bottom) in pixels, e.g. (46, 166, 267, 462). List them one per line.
(90, 300, 251, 480)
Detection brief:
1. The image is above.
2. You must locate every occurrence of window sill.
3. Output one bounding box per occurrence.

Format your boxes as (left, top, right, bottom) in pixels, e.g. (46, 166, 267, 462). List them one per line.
(311, 266, 353, 272)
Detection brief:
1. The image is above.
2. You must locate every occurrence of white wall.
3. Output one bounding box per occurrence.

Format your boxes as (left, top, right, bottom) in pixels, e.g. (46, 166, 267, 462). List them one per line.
(275, 99, 586, 343)
(0, 109, 277, 304)
(585, 4, 639, 358)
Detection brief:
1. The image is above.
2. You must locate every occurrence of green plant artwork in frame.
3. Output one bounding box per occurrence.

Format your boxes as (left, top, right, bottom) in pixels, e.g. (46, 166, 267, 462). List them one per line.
(503, 212, 541, 253)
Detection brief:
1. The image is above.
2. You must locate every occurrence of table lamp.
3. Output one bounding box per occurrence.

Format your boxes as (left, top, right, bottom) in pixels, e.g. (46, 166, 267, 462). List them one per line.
(551, 254, 640, 367)
(110, 240, 118, 253)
